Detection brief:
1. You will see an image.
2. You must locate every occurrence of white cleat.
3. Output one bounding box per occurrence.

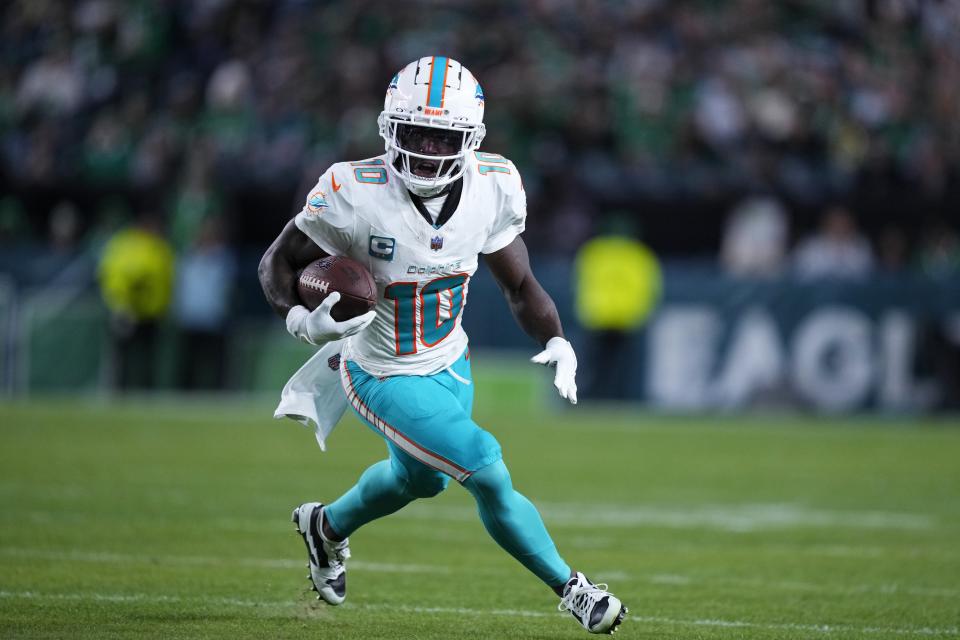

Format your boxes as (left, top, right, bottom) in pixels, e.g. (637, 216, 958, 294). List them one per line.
(291, 502, 350, 605)
(559, 572, 628, 634)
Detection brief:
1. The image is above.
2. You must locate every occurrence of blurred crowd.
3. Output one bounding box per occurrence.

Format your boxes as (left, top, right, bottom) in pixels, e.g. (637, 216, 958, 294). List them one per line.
(1, 0, 959, 268)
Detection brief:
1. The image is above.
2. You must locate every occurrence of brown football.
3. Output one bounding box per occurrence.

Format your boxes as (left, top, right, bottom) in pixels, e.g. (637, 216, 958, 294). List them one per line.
(297, 256, 377, 321)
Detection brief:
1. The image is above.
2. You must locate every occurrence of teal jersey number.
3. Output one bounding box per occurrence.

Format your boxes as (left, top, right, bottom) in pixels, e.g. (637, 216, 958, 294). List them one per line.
(384, 282, 419, 355)
(475, 152, 510, 176)
(351, 158, 388, 184)
(420, 275, 468, 347)
(384, 275, 469, 355)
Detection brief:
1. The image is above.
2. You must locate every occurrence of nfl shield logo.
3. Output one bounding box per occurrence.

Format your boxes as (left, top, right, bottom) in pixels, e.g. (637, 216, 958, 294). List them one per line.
(430, 236, 443, 251)
(327, 354, 341, 371)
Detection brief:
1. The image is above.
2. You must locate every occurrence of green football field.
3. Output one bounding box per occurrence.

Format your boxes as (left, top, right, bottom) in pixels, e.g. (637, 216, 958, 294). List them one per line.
(1, 373, 959, 638)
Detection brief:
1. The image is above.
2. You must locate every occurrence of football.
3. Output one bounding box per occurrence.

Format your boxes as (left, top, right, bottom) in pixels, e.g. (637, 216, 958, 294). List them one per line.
(297, 256, 377, 321)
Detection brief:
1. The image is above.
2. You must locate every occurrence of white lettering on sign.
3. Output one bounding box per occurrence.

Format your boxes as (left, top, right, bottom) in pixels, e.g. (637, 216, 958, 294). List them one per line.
(647, 306, 719, 409)
(791, 307, 873, 413)
(712, 309, 784, 408)
(645, 305, 938, 412)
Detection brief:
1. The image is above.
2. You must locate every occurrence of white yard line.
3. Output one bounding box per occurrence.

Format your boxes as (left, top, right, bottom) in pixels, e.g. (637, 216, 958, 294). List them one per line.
(202, 502, 941, 533)
(14, 498, 940, 533)
(399, 501, 937, 532)
(639, 573, 960, 599)
(3, 547, 957, 600)
(14, 504, 957, 559)
(0, 548, 447, 574)
(0, 590, 272, 609)
(0, 590, 956, 637)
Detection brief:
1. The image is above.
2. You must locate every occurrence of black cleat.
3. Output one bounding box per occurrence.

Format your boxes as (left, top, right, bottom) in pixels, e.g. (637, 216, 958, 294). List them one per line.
(559, 572, 628, 634)
(291, 502, 350, 605)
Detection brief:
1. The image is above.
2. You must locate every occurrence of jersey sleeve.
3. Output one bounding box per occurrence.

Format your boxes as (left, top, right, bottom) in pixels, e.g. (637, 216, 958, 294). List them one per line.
(481, 160, 527, 254)
(293, 167, 356, 256)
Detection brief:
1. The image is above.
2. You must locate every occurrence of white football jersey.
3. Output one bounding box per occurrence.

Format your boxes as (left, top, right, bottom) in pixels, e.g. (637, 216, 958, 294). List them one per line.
(294, 151, 526, 377)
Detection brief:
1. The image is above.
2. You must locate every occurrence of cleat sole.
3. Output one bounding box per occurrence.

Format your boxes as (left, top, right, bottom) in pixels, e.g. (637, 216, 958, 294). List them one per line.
(604, 605, 628, 635)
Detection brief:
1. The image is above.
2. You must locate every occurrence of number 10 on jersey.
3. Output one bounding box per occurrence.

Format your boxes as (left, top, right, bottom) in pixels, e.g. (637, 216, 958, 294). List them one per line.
(384, 275, 468, 355)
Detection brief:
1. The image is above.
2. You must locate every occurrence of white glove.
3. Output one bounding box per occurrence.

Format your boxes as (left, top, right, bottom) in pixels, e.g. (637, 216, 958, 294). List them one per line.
(531, 336, 578, 405)
(286, 292, 376, 346)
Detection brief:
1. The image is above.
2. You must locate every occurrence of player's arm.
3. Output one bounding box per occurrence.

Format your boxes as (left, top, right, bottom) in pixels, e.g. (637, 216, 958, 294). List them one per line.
(485, 236, 562, 346)
(486, 236, 578, 404)
(258, 219, 374, 345)
(258, 219, 327, 318)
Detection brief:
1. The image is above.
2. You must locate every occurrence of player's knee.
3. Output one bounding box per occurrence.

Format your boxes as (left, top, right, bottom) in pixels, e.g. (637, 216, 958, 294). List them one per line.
(464, 459, 513, 501)
(388, 451, 450, 498)
(357, 460, 407, 505)
(406, 469, 450, 498)
(469, 429, 503, 470)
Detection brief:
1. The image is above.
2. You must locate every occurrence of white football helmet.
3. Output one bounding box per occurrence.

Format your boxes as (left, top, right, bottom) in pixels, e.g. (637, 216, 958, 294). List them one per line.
(378, 56, 486, 196)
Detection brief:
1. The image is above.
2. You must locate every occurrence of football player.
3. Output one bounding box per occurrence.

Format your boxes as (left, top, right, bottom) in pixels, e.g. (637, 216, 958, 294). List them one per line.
(259, 56, 627, 634)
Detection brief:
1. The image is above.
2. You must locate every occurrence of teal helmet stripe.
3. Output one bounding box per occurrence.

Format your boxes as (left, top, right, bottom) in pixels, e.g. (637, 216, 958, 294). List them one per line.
(426, 56, 448, 108)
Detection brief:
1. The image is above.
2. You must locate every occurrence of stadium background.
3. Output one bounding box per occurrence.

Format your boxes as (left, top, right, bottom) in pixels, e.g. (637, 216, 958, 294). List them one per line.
(1, 2, 959, 639)
(1, 0, 958, 408)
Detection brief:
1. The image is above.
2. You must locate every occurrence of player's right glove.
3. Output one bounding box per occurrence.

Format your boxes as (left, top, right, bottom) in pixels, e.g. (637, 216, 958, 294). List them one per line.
(531, 336, 578, 405)
(286, 292, 376, 346)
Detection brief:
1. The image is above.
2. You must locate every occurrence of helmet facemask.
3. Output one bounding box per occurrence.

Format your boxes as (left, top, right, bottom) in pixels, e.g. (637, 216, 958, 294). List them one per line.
(378, 114, 485, 197)
(379, 57, 487, 196)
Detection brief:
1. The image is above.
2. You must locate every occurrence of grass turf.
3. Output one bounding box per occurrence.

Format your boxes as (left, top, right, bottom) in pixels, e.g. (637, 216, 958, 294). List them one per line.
(1, 381, 958, 638)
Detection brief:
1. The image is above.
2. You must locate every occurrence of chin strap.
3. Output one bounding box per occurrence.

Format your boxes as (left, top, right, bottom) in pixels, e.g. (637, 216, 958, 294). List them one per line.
(390, 149, 464, 197)
(402, 162, 462, 198)
(409, 182, 451, 198)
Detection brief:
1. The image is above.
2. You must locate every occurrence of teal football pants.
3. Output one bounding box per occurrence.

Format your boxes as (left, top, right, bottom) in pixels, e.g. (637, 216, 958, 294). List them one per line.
(324, 350, 572, 587)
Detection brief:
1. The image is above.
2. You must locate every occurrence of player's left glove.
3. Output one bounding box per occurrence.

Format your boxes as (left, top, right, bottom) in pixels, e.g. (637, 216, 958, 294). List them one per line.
(531, 336, 578, 405)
